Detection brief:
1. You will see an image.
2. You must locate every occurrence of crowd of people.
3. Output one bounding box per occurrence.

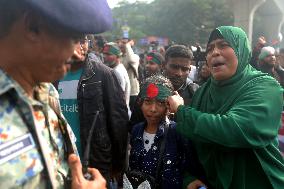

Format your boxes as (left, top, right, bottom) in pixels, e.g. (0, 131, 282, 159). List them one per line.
(1, 0, 284, 189)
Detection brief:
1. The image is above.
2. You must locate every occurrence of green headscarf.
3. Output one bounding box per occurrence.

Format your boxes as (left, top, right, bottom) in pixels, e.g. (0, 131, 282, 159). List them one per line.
(209, 26, 254, 86)
(177, 26, 284, 188)
(194, 26, 271, 111)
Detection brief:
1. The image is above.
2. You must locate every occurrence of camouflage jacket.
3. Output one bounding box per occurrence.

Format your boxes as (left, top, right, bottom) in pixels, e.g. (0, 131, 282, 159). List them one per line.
(0, 70, 77, 189)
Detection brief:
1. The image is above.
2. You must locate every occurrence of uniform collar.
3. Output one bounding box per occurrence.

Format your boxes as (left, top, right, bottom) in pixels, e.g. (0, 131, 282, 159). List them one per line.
(0, 69, 48, 107)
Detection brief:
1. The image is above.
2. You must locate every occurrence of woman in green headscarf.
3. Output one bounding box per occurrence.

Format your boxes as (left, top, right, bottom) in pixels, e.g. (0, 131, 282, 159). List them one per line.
(168, 26, 284, 189)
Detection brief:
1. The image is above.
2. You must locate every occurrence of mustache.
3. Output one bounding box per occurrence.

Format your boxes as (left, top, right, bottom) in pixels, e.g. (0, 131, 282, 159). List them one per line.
(168, 77, 184, 83)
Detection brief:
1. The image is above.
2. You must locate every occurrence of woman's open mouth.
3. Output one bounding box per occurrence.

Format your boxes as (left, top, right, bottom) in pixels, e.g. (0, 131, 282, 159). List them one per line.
(212, 62, 225, 68)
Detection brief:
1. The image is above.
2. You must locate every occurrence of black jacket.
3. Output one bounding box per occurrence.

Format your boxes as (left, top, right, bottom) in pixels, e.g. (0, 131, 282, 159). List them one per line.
(178, 78, 199, 105)
(77, 53, 129, 176)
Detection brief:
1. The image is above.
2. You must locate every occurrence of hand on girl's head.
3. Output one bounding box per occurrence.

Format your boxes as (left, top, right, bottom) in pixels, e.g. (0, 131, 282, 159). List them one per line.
(173, 91, 179, 95)
(168, 91, 184, 113)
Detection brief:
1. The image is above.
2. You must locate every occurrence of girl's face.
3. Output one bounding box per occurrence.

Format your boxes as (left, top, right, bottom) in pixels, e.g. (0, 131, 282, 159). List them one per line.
(141, 98, 167, 126)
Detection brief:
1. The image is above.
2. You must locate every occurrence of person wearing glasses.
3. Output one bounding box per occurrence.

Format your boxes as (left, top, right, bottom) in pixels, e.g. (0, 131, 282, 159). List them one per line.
(58, 39, 129, 189)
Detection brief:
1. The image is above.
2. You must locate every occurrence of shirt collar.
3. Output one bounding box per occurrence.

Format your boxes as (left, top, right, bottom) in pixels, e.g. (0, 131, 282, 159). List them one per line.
(0, 69, 47, 107)
(135, 118, 169, 142)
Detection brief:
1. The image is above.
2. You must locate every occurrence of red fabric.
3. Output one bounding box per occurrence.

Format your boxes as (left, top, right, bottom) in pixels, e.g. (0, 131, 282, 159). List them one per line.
(146, 83, 159, 98)
(103, 45, 110, 53)
(146, 56, 153, 61)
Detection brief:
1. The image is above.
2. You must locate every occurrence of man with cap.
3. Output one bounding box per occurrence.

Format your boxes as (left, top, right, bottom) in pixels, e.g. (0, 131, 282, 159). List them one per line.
(144, 52, 165, 79)
(103, 42, 131, 116)
(258, 46, 284, 87)
(0, 0, 113, 188)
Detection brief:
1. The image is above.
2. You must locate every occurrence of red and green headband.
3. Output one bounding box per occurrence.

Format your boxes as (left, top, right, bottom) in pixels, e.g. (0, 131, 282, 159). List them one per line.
(146, 52, 163, 65)
(103, 43, 122, 56)
(140, 83, 172, 100)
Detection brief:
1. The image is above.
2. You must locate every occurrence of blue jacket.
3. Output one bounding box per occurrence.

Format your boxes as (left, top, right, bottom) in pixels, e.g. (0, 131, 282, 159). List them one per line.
(129, 121, 204, 189)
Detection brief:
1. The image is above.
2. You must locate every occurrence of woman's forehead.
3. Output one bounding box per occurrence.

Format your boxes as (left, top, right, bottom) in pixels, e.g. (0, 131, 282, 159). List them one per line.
(208, 38, 228, 46)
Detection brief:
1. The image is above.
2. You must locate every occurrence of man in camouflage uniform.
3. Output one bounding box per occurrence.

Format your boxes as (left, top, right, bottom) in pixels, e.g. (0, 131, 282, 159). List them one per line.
(0, 0, 112, 188)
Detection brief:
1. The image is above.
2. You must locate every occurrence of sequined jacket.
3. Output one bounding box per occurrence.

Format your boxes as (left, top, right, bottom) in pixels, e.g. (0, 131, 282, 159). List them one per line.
(129, 121, 204, 189)
(0, 70, 77, 189)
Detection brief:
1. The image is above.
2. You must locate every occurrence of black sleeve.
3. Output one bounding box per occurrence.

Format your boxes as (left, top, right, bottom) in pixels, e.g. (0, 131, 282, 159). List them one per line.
(103, 69, 129, 173)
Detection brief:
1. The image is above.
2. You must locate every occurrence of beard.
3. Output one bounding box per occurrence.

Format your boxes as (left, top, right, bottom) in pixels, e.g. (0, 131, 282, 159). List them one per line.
(104, 61, 116, 68)
(145, 70, 160, 78)
(260, 61, 275, 70)
(168, 76, 185, 90)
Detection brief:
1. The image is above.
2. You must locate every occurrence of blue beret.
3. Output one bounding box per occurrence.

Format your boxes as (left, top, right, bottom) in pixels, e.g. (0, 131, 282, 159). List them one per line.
(25, 0, 113, 34)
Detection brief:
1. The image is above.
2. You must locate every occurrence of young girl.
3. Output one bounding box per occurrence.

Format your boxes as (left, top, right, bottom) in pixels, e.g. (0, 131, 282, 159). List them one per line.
(126, 75, 205, 189)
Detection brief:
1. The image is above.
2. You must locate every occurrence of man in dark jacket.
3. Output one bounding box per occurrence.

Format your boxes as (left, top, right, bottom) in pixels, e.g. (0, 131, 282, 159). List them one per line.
(163, 45, 199, 105)
(58, 40, 129, 188)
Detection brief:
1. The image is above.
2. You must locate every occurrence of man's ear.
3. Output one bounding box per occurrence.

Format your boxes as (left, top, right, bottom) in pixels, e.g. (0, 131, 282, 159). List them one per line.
(161, 62, 166, 70)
